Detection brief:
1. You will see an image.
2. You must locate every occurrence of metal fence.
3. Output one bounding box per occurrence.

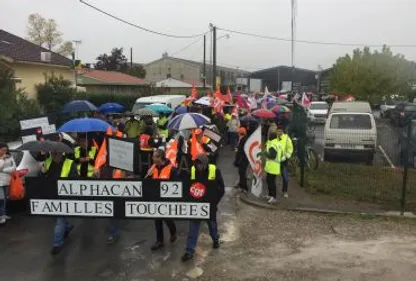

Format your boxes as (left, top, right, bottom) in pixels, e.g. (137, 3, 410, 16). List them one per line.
(292, 105, 416, 214)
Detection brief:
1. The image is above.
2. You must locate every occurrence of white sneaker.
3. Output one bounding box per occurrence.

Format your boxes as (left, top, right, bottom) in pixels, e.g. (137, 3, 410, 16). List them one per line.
(267, 197, 277, 204)
(283, 193, 289, 198)
(4, 215, 11, 220)
(0, 217, 6, 224)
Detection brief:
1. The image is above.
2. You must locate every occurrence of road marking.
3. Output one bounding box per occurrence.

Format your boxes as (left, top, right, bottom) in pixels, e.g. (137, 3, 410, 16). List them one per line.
(378, 145, 395, 169)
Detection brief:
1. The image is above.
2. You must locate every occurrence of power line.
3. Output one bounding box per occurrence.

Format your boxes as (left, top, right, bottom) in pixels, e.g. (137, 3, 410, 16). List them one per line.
(217, 27, 416, 48)
(79, 0, 208, 39)
(170, 35, 206, 57)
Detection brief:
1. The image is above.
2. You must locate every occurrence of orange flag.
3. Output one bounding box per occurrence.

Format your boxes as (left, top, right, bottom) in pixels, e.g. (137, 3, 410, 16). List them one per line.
(191, 84, 199, 99)
(191, 129, 198, 161)
(94, 127, 113, 170)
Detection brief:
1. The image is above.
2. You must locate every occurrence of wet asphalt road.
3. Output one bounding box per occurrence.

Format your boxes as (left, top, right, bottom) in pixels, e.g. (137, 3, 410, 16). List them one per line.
(0, 149, 239, 281)
(310, 113, 402, 167)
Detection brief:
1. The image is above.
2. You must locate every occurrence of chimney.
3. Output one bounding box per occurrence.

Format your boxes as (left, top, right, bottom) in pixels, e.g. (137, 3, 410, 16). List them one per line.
(40, 52, 51, 63)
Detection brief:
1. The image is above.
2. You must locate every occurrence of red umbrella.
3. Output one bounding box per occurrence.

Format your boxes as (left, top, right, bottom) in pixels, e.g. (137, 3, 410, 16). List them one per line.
(251, 109, 275, 119)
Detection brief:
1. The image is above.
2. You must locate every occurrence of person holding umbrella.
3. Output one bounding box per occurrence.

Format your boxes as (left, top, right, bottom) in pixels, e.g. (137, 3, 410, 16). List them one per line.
(40, 146, 78, 255)
(73, 134, 97, 178)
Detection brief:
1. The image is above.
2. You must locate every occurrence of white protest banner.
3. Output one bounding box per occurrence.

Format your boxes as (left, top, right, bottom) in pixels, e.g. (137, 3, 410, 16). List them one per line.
(108, 138, 135, 172)
(22, 135, 38, 144)
(42, 124, 56, 135)
(244, 126, 263, 197)
(20, 117, 49, 130)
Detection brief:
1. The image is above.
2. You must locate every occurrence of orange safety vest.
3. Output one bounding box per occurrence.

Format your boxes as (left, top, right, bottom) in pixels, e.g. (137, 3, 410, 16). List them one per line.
(150, 164, 173, 179)
(113, 169, 123, 179)
(140, 134, 152, 150)
(166, 139, 178, 167)
(115, 131, 123, 138)
(202, 136, 210, 144)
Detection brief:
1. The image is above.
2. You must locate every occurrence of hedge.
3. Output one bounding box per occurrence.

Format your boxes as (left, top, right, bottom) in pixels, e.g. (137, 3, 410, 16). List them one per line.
(305, 162, 416, 210)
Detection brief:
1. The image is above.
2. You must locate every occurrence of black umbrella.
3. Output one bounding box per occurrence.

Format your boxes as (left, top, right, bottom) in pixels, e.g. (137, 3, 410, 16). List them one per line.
(60, 100, 98, 114)
(240, 115, 260, 123)
(18, 141, 73, 153)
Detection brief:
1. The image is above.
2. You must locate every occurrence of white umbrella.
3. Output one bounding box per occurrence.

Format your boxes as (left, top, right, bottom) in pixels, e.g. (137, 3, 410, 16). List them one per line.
(194, 96, 213, 106)
(168, 113, 211, 131)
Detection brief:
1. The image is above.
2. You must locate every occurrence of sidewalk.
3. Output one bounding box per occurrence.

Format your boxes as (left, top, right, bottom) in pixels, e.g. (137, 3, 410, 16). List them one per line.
(239, 177, 407, 216)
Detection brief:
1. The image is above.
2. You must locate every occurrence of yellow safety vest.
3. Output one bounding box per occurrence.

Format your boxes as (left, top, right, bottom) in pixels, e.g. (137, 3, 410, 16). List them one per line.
(43, 157, 74, 177)
(157, 117, 168, 138)
(190, 164, 216, 180)
(279, 134, 294, 161)
(74, 146, 97, 177)
(264, 139, 282, 175)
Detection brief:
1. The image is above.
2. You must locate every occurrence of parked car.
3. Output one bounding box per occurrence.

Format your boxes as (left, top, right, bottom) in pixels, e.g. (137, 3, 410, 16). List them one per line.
(308, 101, 329, 123)
(390, 103, 416, 127)
(399, 120, 416, 166)
(324, 112, 377, 165)
(380, 100, 400, 118)
(329, 101, 372, 114)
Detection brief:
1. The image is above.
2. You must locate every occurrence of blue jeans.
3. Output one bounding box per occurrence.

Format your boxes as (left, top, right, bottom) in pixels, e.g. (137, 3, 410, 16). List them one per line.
(281, 163, 289, 193)
(108, 219, 121, 238)
(0, 186, 6, 217)
(185, 220, 219, 255)
(229, 132, 239, 149)
(53, 217, 73, 247)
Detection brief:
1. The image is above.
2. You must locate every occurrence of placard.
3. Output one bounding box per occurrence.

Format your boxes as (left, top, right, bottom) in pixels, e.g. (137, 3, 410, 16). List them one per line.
(107, 137, 135, 172)
(20, 117, 49, 130)
(203, 128, 221, 143)
(25, 177, 217, 220)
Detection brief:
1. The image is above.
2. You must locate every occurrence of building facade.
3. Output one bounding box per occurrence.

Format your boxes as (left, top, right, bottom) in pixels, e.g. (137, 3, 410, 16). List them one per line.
(144, 54, 248, 88)
(0, 29, 73, 98)
(249, 66, 319, 92)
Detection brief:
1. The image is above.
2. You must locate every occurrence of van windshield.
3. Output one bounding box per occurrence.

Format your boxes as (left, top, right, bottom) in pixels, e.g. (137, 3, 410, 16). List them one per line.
(330, 114, 372, 130)
(132, 102, 166, 112)
(310, 103, 328, 110)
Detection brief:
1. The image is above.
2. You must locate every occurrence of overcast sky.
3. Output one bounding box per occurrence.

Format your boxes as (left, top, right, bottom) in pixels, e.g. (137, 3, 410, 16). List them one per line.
(1, 0, 416, 71)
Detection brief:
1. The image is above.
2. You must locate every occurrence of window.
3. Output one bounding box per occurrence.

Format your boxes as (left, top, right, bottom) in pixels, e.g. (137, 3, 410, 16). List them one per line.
(180, 74, 184, 80)
(330, 114, 372, 130)
(310, 103, 328, 110)
(167, 73, 171, 78)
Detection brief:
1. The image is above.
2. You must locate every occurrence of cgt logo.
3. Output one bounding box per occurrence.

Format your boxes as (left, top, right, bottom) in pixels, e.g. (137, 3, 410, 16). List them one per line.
(189, 182, 206, 199)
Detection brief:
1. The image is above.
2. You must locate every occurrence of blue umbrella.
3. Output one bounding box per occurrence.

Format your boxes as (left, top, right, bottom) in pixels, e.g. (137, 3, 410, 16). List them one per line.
(175, 106, 188, 114)
(98, 103, 125, 114)
(58, 118, 114, 133)
(146, 103, 173, 114)
(61, 100, 97, 114)
(168, 113, 210, 131)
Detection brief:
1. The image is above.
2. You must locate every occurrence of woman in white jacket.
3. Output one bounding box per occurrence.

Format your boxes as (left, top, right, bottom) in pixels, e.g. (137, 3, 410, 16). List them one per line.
(0, 142, 16, 224)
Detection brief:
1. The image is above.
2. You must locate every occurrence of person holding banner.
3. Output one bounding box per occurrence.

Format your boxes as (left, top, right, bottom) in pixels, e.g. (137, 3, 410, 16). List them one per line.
(41, 150, 78, 255)
(95, 164, 126, 244)
(74, 134, 97, 178)
(146, 149, 181, 251)
(263, 131, 283, 204)
(181, 153, 224, 262)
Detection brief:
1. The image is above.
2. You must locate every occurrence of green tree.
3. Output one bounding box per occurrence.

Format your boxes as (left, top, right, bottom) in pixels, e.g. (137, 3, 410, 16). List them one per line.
(0, 69, 41, 141)
(36, 74, 75, 113)
(26, 13, 73, 57)
(95, 48, 129, 72)
(330, 46, 416, 103)
(127, 65, 146, 79)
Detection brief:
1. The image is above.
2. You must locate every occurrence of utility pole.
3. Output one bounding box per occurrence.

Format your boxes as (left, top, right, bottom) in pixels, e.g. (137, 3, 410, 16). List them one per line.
(212, 26, 217, 90)
(130, 47, 133, 67)
(291, 0, 295, 68)
(203, 34, 206, 88)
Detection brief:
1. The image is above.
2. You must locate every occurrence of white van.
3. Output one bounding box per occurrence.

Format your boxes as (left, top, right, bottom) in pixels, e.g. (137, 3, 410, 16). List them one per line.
(329, 101, 372, 114)
(132, 95, 186, 112)
(324, 112, 377, 164)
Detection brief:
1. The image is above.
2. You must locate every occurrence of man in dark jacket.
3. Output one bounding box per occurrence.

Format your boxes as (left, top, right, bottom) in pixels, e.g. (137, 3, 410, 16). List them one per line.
(41, 151, 78, 255)
(234, 127, 249, 193)
(181, 153, 225, 262)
